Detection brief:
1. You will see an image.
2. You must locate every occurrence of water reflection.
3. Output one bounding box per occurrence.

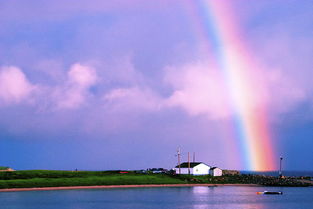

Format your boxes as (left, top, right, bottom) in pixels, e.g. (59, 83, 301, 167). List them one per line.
(192, 186, 212, 194)
(191, 186, 266, 209)
(191, 186, 214, 209)
(1, 186, 311, 209)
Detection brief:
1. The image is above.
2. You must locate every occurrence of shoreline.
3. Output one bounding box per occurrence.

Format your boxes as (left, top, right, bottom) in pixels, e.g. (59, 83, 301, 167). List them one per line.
(0, 184, 260, 192)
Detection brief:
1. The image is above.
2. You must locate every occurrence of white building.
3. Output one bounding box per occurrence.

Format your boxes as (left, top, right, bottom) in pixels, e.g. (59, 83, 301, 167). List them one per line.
(209, 167, 223, 176)
(174, 162, 211, 175)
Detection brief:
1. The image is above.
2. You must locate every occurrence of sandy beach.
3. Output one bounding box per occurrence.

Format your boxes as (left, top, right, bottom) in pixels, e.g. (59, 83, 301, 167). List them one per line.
(0, 184, 260, 192)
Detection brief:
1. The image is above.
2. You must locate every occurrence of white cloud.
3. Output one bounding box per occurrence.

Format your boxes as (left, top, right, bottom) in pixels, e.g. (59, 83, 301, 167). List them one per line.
(163, 59, 307, 120)
(262, 69, 306, 114)
(164, 61, 232, 119)
(54, 63, 98, 109)
(0, 66, 35, 105)
(103, 86, 161, 112)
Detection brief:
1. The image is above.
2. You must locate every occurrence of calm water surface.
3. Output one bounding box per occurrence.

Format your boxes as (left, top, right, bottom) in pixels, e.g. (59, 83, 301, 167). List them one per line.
(1, 186, 313, 209)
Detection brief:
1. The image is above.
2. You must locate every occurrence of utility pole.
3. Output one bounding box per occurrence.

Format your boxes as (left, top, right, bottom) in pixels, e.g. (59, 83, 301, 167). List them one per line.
(177, 148, 181, 174)
(193, 152, 195, 162)
(279, 156, 283, 178)
(188, 152, 190, 175)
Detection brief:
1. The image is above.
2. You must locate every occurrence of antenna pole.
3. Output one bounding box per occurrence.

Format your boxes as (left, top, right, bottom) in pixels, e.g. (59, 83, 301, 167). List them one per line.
(177, 148, 181, 174)
(188, 152, 190, 175)
(279, 156, 283, 178)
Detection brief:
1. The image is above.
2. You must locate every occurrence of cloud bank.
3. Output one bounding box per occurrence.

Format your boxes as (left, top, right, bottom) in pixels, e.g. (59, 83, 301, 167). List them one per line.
(0, 57, 309, 121)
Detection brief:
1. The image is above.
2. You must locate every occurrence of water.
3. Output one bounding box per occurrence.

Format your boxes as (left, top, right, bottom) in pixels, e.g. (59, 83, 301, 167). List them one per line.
(1, 186, 313, 209)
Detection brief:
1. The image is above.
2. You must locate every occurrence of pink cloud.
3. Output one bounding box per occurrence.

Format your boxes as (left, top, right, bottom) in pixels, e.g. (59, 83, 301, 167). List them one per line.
(245, 24, 312, 117)
(0, 66, 35, 105)
(163, 58, 307, 120)
(54, 63, 98, 109)
(68, 63, 98, 88)
(164, 61, 232, 119)
(90, 56, 145, 86)
(103, 86, 161, 112)
(261, 69, 306, 115)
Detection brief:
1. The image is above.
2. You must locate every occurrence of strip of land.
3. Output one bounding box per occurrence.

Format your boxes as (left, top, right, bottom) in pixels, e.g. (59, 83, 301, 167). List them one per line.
(0, 170, 311, 191)
(0, 183, 260, 192)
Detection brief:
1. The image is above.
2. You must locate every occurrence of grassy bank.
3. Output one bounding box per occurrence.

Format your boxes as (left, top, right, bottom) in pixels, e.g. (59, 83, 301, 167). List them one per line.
(0, 175, 185, 189)
(0, 171, 186, 189)
(0, 170, 311, 189)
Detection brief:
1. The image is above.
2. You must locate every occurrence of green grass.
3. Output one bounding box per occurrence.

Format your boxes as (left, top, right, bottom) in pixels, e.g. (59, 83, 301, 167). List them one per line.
(0, 170, 122, 180)
(0, 170, 310, 189)
(0, 172, 186, 189)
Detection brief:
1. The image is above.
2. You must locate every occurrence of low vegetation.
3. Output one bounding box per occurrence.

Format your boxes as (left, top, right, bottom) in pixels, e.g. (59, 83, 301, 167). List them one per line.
(177, 174, 312, 186)
(0, 170, 311, 189)
(0, 171, 185, 189)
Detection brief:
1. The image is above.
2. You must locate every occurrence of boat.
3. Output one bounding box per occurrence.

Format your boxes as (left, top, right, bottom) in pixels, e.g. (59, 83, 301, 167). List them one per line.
(257, 191, 283, 195)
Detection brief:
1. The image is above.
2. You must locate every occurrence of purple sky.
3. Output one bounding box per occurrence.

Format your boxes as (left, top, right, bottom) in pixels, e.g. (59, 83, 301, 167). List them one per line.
(0, 0, 312, 171)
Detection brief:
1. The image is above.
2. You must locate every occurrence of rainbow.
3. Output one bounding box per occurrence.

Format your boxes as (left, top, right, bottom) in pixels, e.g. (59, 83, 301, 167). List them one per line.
(184, 0, 276, 170)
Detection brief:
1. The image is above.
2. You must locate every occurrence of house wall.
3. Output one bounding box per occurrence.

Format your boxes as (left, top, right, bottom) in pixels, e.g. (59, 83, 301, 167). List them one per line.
(174, 168, 193, 174)
(210, 168, 223, 176)
(174, 163, 210, 175)
(193, 164, 210, 175)
(0, 168, 14, 172)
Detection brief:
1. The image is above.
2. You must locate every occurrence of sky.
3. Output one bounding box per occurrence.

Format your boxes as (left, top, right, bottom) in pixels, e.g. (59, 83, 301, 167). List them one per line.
(0, 0, 312, 171)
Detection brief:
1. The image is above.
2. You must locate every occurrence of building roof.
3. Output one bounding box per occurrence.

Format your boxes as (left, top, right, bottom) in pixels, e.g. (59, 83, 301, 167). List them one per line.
(0, 166, 14, 171)
(175, 162, 209, 168)
(210, 167, 221, 170)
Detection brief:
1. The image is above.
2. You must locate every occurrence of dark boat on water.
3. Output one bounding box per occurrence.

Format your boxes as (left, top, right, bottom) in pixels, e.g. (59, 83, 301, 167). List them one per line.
(257, 191, 283, 195)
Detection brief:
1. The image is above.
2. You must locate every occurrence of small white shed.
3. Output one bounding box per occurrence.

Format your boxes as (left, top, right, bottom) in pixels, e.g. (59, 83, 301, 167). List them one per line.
(209, 167, 223, 176)
(174, 162, 211, 175)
